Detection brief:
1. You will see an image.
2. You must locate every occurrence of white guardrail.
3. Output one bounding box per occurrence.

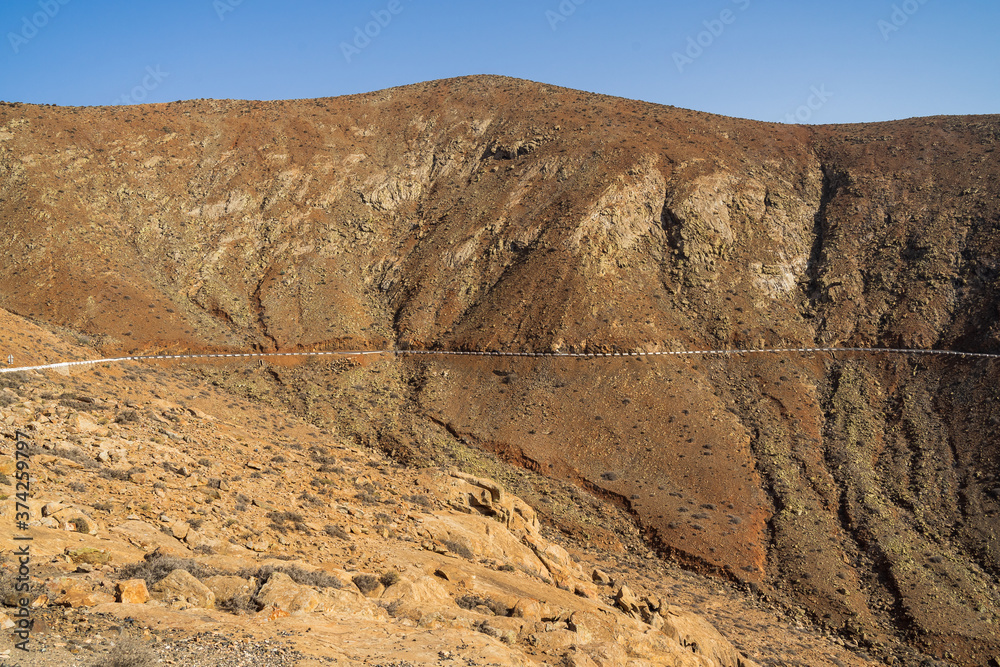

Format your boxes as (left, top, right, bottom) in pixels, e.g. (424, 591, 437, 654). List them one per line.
(1, 345, 998, 374)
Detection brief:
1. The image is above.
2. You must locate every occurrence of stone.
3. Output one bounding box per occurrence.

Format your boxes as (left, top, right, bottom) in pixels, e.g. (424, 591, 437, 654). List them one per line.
(54, 584, 115, 608)
(150, 569, 215, 609)
(564, 649, 599, 667)
(255, 572, 320, 614)
(41, 502, 66, 517)
(110, 520, 189, 556)
(591, 568, 612, 585)
(69, 412, 100, 433)
(247, 539, 270, 553)
(659, 604, 752, 667)
(116, 579, 150, 604)
(203, 575, 257, 606)
(169, 522, 189, 540)
(613, 584, 641, 618)
(65, 547, 110, 565)
(0, 612, 14, 630)
(512, 598, 542, 622)
(51, 508, 99, 535)
(573, 581, 599, 600)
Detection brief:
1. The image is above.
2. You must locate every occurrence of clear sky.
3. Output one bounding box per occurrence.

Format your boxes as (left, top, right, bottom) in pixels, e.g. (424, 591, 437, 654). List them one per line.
(0, 0, 997, 124)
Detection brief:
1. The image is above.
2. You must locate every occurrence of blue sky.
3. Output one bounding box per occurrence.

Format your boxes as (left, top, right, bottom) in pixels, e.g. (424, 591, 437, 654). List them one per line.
(0, 0, 997, 124)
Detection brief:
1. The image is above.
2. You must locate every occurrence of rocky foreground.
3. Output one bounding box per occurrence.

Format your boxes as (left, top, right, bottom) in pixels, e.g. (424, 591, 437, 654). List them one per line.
(0, 309, 886, 666)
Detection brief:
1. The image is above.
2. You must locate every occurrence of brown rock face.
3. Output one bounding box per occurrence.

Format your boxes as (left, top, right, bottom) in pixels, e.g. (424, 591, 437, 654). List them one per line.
(1, 75, 999, 663)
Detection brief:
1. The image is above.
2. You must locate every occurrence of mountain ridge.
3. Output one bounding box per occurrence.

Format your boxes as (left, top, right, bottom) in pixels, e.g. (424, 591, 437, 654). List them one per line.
(1, 74, 999, 664)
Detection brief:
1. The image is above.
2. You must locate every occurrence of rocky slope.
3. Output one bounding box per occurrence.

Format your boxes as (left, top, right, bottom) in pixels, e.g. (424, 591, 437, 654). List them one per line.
(0, 75, 999, 664)
(0, 307, 873, 666)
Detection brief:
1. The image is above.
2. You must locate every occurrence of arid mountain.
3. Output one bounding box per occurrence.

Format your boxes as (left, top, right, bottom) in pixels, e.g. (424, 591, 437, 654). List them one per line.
(1, 75, 999, 665)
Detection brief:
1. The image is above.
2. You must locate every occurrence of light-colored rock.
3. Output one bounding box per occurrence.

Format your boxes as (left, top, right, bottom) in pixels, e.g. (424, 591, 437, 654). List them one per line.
(109, 520, 189, 556)
(591, 568, 612, 585)
(54, 584, 115, 608)
(170, 522, 190, 540)
(150, 569, 215, 609)
(69, 412, 100, 433)
(41, 502, 66, 517)
(116, 579, 150, 604)
(659, 604, 757, 667)
(512, 598, 542, 622)
(380, 575, 453, 620)
(255, 571, 320, 614)
(419, 512, 548, 578)
(613, 584, 641, 619)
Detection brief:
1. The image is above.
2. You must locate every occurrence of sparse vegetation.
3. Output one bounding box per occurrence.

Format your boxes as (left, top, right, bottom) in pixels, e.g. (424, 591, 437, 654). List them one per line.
(324, 524, 349, 539)
(352, 573, 380, 594)
(114, 409, 140, 424)
(117, 553, 222, 586)
(442, 539, 475, 560)
(92, 637, 156, 667)
(456, 594, 510, 616)
(379, 571, 400, 588)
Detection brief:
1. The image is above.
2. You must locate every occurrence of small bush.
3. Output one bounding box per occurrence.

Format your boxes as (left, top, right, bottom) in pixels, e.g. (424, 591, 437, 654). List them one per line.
(117, 552, 221, 586)
(309, 448, 337, 465)
(93, 502, 113, 512)
(355, 491, 382, 505)
(114, 410, 140, 424)
(406, 494, 433, 508)
(243, 565, 342, 590)
(93, 637, 156, 667)
(52, 446, 99, 469)
(456, 595, 510, 616)
(442, 539, 475, 560)
(100, 467, 145, 482)
(217, 593, 257, 615)
(298, 492, 323, 507)
(68, 481, 86, 492)
(0, 371, 27, 389)
(324, 525, 349, 540)
(352, 574, 380, 594)
(379, 571, 401, 588)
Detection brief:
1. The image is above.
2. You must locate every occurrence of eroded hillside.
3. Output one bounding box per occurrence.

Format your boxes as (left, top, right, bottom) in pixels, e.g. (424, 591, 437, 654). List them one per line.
(1, 75, 998, 665)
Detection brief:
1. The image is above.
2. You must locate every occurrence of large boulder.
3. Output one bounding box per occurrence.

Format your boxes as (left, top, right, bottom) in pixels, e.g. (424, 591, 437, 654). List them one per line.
(254, 571, 321, 615)
(150, 569, 215, 608)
